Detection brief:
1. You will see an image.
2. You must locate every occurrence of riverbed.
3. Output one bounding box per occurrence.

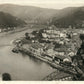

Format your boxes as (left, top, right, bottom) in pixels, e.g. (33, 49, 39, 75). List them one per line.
(0, 28, 55, 80)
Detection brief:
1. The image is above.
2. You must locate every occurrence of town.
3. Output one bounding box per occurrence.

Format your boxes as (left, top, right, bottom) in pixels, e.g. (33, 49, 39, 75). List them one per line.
(12, 25, 84, 80)
(0, 1, 84, 81)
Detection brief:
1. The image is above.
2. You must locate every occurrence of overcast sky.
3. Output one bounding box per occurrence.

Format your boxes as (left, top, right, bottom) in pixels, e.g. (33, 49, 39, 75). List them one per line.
(0, 0, 84, 9)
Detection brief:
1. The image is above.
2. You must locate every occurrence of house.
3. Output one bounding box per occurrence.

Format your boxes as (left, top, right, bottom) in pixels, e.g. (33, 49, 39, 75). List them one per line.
(54, 55, 67, 61)
(59, 41, 64, 45)
(46, 48, 55, 56)
(68, 51, 75, 57)
(42, 33, 47, 38)
(59, 33, 67, 38)
(28, 33, 35, 39)
(53, 30, 60, 34)
(45, 29, 60, 35)
(42, 31, 60, 39)
(42, 27, 70, 44)
(54, 55, 72, 63)
(0, 29, 1, 32)
(31, 37, 38, 43)
(73, 33, 77, 36)
(44, 43, 59, 57)
(29, 43, 43, 55)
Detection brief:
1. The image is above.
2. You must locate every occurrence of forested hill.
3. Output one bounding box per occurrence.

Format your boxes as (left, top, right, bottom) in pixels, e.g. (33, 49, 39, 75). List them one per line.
(51, 7, 84, 28)
(0, 4, 84, 28)
(0, 4, 58, 24)
(0, 11, 26, 28)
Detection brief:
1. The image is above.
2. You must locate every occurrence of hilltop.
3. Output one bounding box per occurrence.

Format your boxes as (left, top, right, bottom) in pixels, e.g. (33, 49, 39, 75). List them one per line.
(0, 4, 58, 24)
(0, 4, 84, 28)
(51, 7, 84, 28)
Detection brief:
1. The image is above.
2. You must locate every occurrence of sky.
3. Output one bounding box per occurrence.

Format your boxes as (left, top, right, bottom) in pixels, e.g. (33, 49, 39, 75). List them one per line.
(0, 0, 84, 9)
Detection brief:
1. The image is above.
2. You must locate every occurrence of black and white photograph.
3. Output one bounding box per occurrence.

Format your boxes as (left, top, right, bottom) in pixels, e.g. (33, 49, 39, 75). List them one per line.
(0, 0, 84, 81)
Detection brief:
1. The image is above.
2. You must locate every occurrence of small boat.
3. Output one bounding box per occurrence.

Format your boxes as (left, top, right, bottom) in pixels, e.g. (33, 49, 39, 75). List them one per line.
(12, 47, 19, 53)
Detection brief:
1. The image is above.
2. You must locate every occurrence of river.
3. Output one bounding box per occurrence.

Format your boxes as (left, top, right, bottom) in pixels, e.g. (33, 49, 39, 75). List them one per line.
(0, 28, 55, 80)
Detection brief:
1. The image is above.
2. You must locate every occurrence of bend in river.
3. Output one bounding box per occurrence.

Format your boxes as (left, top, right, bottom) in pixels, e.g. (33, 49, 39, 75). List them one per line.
(0, 28, 55, 80)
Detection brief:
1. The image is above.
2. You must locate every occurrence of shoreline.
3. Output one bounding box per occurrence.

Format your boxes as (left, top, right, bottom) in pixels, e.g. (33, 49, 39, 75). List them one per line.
(0, 27, 28, 37)
(16, 46, 76, 79)
(0, 24, 45, 37)
(43, 70, 73, 81)
(19, 48, 76, 81)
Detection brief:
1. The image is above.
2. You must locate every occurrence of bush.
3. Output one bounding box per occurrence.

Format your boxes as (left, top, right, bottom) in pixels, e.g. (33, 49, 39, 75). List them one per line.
(2, 73, 11, 81)
(80, 34, 84, 40)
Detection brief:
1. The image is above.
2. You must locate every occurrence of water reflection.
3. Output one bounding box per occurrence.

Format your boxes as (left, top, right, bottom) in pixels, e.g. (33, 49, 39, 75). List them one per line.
(21, 53, 44, 65)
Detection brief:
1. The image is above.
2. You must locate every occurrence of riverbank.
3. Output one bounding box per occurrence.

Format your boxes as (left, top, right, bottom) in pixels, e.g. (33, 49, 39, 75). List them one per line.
(17, 46, 75, 81)
(0, 24, 45, 37)
(11, 25, 80, 80)
(0, 27, 55, 80)
(15, 45, 76, 79)
(0, 26, 28, 37)
(43, 70, 73, 81)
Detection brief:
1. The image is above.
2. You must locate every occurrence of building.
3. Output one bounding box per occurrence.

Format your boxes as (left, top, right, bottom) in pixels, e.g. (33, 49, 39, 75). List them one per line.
(42, 33, 47, 38)
(59, 33, 67, 38)
(41, 26, 69, 44)
(28, 33, 35, 39)
(0, 29, 1, 32)
(29, 43, 44, 55)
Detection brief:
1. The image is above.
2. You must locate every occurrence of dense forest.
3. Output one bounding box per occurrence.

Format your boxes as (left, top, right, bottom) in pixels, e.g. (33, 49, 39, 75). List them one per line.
(0, 4, 84, 28)
(51, 7, 84, 28)
(0, 12, 26, 28)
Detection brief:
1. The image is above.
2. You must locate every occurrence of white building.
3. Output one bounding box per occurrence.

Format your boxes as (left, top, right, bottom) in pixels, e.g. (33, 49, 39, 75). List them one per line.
(0, 29, 1, 32)
(59, 33, 67, 38)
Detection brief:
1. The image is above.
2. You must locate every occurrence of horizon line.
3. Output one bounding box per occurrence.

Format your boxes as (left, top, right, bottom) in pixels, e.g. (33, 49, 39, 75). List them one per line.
(0, 3, 84, 9)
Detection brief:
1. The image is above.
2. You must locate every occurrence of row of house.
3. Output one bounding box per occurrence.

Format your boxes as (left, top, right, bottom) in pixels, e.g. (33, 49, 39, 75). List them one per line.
(42, 28, 67, 39)
(27, 42, 72, 63)
(0, 27, 16, 33)
(29, 43, 44, 56)
(41, 26, 70, 45)
(25, 26, 79, 62)
(28, 42, 65, 58)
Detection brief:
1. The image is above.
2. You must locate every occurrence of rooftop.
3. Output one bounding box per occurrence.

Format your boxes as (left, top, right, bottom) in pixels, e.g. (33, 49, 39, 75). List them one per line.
(31, 43, 43, 49)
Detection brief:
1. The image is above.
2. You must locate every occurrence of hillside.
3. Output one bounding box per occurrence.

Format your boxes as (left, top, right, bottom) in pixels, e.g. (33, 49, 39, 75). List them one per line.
(0, 4, 84, 28)
(0, 11, 26, 28)
(0, 4, 58, 24)
(51, 7, 84, 28)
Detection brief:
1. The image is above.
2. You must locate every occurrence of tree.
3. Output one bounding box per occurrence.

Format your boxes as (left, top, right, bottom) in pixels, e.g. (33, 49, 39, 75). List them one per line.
(32, 30, 37, 35)
(2, 73, 11, 81)
(25, 32, 30, 39)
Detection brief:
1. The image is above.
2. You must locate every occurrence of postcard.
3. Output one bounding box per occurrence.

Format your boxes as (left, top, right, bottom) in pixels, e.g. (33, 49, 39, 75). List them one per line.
(0, 0, 84, 83)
